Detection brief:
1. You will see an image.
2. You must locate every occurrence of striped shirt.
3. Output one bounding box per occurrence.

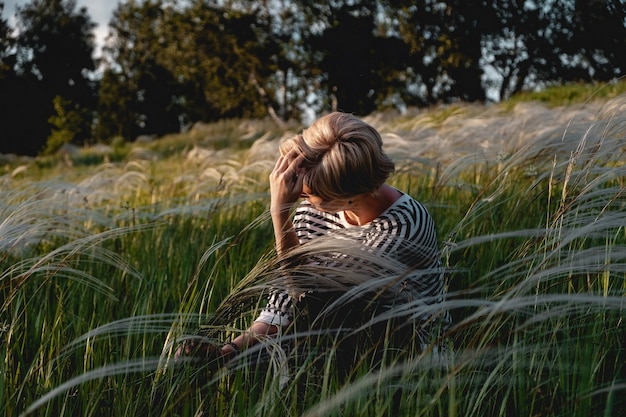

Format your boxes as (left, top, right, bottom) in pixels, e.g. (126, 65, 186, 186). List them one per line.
(255, 191, 449, 342)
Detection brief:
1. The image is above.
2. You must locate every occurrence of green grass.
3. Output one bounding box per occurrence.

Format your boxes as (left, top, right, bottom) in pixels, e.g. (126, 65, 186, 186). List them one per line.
(504, 77, 626, 109)
(2, 86, 626, 416)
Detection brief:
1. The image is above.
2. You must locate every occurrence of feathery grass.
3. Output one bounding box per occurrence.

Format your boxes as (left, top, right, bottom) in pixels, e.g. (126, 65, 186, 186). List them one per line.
(2, 92, 625, 417)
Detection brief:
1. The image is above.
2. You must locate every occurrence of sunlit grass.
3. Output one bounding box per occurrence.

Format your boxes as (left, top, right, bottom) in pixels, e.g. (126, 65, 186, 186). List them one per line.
(505, 77, 626, 109)
(2, 91, 626, 416)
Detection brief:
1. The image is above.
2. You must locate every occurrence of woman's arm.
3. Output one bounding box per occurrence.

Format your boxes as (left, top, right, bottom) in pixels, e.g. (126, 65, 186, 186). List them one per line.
(220, 151, 304, 361)
(220, 321, 279, 361)
(270, 209, 300, 255)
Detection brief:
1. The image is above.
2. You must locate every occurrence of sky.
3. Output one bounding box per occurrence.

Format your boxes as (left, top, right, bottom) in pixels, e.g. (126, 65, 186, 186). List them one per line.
(2, 0, 121, 56)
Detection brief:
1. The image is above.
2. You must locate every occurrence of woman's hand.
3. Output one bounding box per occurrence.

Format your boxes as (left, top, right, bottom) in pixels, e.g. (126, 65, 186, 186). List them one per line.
(219, 322, 279, 365)
(269, 149, 304, 255)
(269, 149, 305, 213)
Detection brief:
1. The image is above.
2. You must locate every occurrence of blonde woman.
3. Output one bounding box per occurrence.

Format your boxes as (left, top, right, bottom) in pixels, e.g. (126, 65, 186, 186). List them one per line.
(212, 112, 451, 374)
(177, 112, 449, 378)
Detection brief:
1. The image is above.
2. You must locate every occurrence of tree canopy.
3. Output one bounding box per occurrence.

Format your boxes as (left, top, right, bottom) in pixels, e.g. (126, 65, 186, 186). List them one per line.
(1, 0, 624, 155)
(1, 0, 97, 155)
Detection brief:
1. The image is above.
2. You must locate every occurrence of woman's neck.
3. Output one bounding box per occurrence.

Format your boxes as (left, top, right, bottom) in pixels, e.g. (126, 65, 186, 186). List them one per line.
(343, 184, 402, 226)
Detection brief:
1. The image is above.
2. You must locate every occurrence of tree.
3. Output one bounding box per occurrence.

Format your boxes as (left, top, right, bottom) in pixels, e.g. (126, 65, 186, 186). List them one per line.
(95, 68, 137, 142)
(439, 0, 489, 102)
(311, 8, 409, 115)
(0, 1, 32, 155)
(217, 0, 325, 121)
(479, 0, 578, 100)
(3, 0, 98, 155)
(98, 0, 283, 141)
(170, 0, 282, 122)
(97, 0, 181, 140)
(7, 0, 626, 153)
(253, 0, 314, 122)
(393, 0, 490, 104)
(571, 0, 626, 80)
(0, 2, 13, 68)
(285, 0, 413, 115)
(45, 95, 92, 154)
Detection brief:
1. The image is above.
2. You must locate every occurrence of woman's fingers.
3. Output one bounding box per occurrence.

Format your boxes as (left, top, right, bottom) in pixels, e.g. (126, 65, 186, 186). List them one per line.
(272, 150, 303, 184)
(270, 151, 305, 209)
(274, 150, 301, 174)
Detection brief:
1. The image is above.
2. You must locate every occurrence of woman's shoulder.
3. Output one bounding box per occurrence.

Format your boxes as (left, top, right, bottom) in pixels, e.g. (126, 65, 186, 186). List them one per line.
(377, 192, 433, 224)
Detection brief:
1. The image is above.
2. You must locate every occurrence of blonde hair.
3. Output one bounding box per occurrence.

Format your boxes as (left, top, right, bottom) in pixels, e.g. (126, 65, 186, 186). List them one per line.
(280, 112, 395, 201)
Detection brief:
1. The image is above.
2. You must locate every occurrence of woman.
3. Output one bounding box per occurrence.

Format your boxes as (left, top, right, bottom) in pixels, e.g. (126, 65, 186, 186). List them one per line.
(177, 112, 449, 375)
(216, 112, 450, 371)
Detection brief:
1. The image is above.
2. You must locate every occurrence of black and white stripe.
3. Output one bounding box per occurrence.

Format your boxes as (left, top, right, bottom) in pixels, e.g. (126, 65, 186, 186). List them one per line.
(255, 192, 450, 339)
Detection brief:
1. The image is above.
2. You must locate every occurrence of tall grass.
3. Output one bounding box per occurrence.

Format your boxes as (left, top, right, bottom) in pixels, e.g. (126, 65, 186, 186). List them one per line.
(2, 93, 625, 416)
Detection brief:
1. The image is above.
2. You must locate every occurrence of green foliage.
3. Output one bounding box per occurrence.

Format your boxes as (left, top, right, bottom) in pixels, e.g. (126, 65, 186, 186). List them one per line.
(96, 0, 282, 143)
(3, 0, 626, 156)
(505, 79, 626, 109)
(0, 3, 14, 61)
(95, 69, 137, 143)
(45, 96, 91, 155)
(5, 0, 98, 155)
(307, 7, 404, 115)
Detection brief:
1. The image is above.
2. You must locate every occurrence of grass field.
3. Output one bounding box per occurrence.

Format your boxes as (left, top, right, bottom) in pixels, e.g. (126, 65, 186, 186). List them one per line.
(2, 85, 625, 416)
